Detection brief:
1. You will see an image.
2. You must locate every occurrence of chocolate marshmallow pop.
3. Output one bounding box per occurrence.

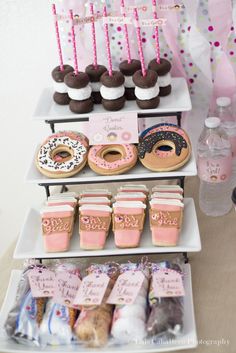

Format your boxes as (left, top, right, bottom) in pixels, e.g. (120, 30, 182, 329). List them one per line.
(51, 4, 73, 105)
(64, 10, 93, 114)
(148, 0, 172, 97)
(100, 6, 126, 111)
(133, 8, 160, 109)
(85, 3, 107, 104)
(118, 0, 141, 100)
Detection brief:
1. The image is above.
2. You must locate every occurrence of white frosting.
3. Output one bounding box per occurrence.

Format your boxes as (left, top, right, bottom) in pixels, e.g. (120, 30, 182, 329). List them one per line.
(79, 205, 112, 212)
(67, 85, 92, 100)
(150, 199, 184, 207)
(79, 197, 110, 204)
(49, 192, 79, 199)
(40, 205, 74, 214)
(100, 85, 125, 100)
(115, 192, 146, 199)
(113, 201, 146, 209)
(47, 197, 77, 205)
(53, 81, 68, 94)
(158, 72, 172, 87)
(151, 192, 183, 200)
(80, 189, 111, 197)
(135, 82, 160, 100)
(124, 75, 135, 88)
(118, 185, 148, 192)
(90, 81, 102, 92)
(38, 136, 87, 172)
(152, 185, 183, 192)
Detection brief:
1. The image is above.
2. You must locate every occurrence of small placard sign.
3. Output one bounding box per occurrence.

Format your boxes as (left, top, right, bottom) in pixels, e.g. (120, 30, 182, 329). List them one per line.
(88, 112, 139, 145)
(28, 268, 55, 298)
(153, 268, 185, 298)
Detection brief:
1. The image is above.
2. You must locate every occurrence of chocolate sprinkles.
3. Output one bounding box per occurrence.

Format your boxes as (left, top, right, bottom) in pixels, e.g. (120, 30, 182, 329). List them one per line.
(138, 131, 187, 159)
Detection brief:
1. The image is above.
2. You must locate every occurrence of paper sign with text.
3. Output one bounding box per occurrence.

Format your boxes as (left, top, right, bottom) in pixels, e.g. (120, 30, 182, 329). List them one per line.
(28, 268, 55, 298)
(88, 112, 138, 145)
(153, 269, 185, 298)
(107, 271, 144, 305)
(103, 16, 132, 25)
(73, 273, 110, 306)
(53, 272, 81, 308)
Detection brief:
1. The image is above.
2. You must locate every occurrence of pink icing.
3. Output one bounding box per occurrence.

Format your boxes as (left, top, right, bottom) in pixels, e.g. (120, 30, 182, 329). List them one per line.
(43, 232, 69, 252)
(150, 204, 181, 246)
(80, 232, 106, 250)
(88, 145, 136, 170)
(116, 196, 146, 202)
(42, 211, 73, 218)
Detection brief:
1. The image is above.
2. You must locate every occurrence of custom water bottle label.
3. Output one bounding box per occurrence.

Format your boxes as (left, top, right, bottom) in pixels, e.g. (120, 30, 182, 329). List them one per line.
(198, 156, 232, 183)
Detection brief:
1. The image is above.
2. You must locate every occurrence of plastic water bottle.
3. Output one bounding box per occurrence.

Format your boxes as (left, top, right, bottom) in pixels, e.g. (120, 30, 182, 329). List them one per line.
(197, 117, 232, 216)
(215, 97, 236, 185)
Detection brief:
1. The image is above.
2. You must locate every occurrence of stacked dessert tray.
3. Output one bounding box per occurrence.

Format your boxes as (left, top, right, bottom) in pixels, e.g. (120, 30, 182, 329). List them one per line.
(0, 77, 200, 353)
(33, 77, 191, 132)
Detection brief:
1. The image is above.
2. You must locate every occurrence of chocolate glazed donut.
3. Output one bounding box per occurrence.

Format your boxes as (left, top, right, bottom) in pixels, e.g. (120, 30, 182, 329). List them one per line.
(52, 65, 74, 105)
(119, 59, 141, 100)
(100, 71, 126, 111)
(86, 64, 107, 104)
(148, 58, 172, 97)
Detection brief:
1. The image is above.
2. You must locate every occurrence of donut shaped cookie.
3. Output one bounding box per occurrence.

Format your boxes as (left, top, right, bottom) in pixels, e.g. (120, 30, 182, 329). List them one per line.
(36, 131, 89, 178)
(88, 144, 138, 175)
(138, 124, 191, 172)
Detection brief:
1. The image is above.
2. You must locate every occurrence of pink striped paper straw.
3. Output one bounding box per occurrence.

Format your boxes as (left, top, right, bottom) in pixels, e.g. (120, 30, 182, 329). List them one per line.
(134, 8, 146, 77)
(152, 0, 160, 64)
(69, 9, 78, 75)
(103, 6, 113, 77)
(120, 0, 131, 64)
(90, 3, 98, 69)
(52, 4, 64, 71)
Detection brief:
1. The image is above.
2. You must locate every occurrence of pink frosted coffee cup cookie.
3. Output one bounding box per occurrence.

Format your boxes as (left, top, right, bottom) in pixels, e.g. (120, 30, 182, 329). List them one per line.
(79, 205, 112, 250)
(149, 199, 184, 246)
(79, 197, 111, 206)
(41, 205, 74, 252)
(113, 201, 146, 248)
(115, 192, 147, 203)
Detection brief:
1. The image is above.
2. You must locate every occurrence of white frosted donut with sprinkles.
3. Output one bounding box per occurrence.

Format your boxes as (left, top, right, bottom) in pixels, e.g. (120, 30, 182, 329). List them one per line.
(88, 144, 138, 175)
(36, 131, 89, 178)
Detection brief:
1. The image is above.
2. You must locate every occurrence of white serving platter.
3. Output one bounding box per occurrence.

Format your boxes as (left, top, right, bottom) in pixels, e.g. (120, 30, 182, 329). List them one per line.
(14, 198, 201, 260)
(25, 150, 197, 186)
(32, 78, 192, 122)
(0, 265, 197, 352)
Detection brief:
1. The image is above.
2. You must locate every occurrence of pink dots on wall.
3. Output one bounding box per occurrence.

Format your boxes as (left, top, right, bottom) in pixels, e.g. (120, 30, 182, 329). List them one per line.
(214, 41, 220, 47)
(117, 26, 122, 32)
(229, 51, 234, 56)
(208, 26, 214, 32)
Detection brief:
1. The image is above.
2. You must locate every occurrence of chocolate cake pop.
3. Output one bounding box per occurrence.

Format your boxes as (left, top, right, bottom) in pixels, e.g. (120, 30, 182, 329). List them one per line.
(85, 64, 107, 104)
(148, 58, 172, 96)
(119, 59, 141, 100)
(64, 71, 94, 114)
(51, 65, 74, 105)
(133, 69, 160, 109)
(100, 71, 126, 111)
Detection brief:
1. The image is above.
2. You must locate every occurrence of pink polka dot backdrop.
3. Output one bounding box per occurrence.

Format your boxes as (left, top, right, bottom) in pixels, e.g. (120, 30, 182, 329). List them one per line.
(55, 0, 236, 106)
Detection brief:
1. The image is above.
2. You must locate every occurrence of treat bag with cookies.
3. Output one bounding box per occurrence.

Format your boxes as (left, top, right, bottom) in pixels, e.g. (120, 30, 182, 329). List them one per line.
(41, 205, 74, 252)
(39, 263, 80, 346)
(74, 263, 119, 347)
(149, 199, 184, 246)
(4, 265, 47, 347)
(113, 201, 146, 248)
(79, 205, 112, 250)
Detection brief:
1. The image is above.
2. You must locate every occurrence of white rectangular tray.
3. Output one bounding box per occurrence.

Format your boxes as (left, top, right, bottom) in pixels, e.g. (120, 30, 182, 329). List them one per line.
(25, 149, 197, 185)
(33, 78, 192, 122)
(14, 198, 201, 259)
(0, 265, 197, 352)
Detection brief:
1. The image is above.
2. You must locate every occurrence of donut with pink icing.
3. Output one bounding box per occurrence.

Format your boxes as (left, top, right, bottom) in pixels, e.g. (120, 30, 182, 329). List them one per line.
(36, 131, 89, 178)
(88, 144, 138, 175)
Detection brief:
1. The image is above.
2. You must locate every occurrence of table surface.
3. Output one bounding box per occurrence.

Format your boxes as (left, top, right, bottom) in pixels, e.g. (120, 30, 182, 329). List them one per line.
(0, 176, 235, 353)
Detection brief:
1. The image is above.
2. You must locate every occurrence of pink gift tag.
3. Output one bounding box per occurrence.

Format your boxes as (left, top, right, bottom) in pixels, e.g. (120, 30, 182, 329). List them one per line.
(53, 272, 81, 308)
(73, 273, 110, 306)
(107, 271, 144, 305)
(28, 268, 55, 298)
(153, 268, 185, 298)
(88, 112, 138, 145)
